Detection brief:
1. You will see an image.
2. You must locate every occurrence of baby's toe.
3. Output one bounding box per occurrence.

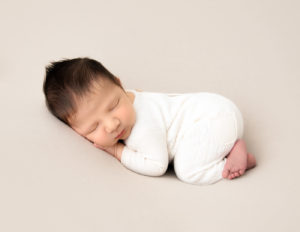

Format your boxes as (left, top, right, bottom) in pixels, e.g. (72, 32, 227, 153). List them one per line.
(239, 169, 245, 175)
(233, 167, 240, 173)
(231, 173, 237, 179)
(230, 173, 235, 179)
(231, 172, 239, 179)
(222, 169, 230, 178)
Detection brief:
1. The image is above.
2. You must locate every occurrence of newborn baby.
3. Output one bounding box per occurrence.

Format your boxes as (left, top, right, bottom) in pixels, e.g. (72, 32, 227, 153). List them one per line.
(43, 57, 256, 185)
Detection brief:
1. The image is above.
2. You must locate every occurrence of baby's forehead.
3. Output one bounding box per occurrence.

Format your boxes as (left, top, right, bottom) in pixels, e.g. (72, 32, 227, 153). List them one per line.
(70, 82, 119, 125)
(77, 82, 117, 104)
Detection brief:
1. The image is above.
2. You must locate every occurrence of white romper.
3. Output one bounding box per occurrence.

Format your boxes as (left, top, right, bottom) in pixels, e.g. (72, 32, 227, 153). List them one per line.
(121, 89, 244, 185)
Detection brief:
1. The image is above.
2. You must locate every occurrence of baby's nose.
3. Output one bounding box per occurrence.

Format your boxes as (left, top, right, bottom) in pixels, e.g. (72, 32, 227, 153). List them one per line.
(105, 118, 120, 133)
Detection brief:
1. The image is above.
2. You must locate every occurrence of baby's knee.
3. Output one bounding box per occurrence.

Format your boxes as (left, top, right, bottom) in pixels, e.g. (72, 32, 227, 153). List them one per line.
(174, 158, 225, 185)
(174, 163, 207, 185)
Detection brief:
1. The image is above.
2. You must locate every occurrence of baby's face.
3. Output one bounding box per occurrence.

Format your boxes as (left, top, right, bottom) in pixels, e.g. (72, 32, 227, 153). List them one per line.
(70, 79, 136, 147)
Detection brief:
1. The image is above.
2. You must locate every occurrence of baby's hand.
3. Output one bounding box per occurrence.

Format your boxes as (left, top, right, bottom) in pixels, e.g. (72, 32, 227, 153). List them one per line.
(94, 142, 124, 161)
(94, 143, 117, 156)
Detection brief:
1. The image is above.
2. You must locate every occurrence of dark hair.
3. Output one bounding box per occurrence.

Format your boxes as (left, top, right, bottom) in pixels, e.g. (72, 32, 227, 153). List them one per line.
(43, 57, 124, 126)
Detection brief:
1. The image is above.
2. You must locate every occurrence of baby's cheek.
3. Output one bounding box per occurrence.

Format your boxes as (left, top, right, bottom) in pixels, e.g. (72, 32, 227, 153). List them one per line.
(92, 132, 109, 146)
(119, 105, 132, 120)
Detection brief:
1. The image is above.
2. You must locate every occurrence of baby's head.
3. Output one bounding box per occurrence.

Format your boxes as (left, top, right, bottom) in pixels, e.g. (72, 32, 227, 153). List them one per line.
(43, 57, 136, 147)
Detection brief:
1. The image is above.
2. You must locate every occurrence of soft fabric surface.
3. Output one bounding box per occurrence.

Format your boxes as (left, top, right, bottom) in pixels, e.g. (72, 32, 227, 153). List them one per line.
(1, 0, 299, 231)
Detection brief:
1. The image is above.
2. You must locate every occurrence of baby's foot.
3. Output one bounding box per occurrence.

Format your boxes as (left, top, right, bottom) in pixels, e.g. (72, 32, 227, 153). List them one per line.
(222, 139, 248, 180)
(225, 153, 257, 179)
(246, 153, 256, 170)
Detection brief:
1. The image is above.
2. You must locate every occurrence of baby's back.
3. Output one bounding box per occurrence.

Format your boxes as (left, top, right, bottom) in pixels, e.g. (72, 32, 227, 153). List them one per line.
(128, 90, 239, 162)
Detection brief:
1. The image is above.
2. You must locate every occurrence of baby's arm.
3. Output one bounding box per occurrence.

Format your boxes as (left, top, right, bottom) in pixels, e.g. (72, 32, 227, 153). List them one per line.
(120, 129, 169, 177)
(115, 142, 124, 161)
(95, 139, 168, 177)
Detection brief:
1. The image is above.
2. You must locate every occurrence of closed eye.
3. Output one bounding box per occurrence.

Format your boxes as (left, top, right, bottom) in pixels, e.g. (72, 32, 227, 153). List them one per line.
(111, 98, 119, 110)
(87, 98, 119, 135)
(87, 123, 98, 135)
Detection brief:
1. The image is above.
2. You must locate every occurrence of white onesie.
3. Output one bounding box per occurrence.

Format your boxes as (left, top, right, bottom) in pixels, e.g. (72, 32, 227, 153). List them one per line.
(121, 89, 244, 185)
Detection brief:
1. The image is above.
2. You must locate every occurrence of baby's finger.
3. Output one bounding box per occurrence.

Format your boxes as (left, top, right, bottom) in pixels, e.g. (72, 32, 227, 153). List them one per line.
(94, 143, 104, 149)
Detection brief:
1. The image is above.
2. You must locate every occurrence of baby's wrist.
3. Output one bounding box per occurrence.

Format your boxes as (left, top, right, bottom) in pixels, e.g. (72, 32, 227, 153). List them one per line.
(116, 143, 125, 161)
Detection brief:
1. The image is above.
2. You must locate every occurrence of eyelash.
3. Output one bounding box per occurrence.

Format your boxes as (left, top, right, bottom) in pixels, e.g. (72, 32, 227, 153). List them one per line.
(108, 99, 119, 112)
(88, 123, 98, 134)
(112, 99, 119, 110)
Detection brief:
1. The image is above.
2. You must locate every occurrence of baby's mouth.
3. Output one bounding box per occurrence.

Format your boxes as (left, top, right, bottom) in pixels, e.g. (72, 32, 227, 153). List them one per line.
(115, 129, 125, 139)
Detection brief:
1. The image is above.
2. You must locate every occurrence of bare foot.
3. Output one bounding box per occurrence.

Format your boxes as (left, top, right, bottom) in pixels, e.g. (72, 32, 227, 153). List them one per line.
(224, 152, 256, 179)
(247, 153, 256, 169)
(222, 139, 249, 180)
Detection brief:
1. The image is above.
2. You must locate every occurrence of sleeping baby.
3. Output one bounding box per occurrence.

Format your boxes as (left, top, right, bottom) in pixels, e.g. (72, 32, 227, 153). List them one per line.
(43, 57, 256, 185)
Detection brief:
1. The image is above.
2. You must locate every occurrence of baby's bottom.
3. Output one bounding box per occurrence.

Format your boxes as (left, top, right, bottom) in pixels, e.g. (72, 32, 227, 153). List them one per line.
(173, 95, 244, 185)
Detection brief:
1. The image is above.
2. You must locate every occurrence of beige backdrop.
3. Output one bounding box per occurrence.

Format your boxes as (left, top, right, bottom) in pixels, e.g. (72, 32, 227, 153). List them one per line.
(0, 0, 299, 232)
